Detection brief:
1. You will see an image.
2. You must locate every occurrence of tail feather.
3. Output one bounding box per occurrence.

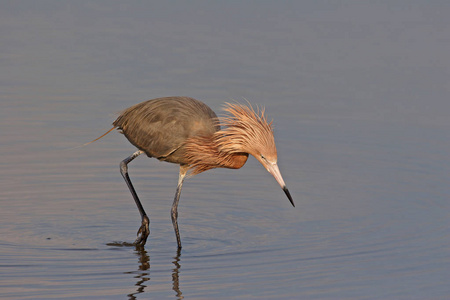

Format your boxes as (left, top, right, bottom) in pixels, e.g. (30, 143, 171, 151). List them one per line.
(67, 127, 115, 150)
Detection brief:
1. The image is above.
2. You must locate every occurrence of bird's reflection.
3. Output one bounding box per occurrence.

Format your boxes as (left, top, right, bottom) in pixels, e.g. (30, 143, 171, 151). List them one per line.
(126, 246, 150, 300)
(172, 248, 183, 299)
(125, 246, 183, 300)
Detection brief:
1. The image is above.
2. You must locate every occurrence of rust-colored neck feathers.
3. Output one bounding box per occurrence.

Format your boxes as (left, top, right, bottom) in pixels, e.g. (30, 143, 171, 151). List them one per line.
(184, 103, 277, 175)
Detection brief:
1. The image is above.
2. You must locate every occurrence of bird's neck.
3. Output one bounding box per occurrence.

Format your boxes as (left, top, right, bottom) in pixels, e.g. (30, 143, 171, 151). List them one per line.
(219, 151, 249, 169)
(183, 136, 249, 175)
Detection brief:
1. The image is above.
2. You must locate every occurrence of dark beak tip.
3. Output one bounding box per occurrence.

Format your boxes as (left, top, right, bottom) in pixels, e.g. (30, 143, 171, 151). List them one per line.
(282, 186, 295, 207)
(289, 199, 296, 207)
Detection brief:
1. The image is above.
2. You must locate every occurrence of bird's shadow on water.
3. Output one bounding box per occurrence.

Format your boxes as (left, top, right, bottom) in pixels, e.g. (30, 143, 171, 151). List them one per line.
(107, 242, 183, 299)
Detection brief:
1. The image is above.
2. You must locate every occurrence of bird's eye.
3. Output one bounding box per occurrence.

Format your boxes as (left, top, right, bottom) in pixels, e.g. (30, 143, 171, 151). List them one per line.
(261, 155, 266, 160)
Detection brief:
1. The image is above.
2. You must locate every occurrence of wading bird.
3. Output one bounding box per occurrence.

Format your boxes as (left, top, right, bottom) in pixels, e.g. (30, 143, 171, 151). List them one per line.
(95, 96, 294, 248)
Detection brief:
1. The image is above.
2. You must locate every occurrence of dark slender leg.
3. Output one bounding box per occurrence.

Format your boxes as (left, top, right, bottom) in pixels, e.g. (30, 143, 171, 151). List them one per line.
(171, 165, 188, 249)
(120, 150, 150, 246)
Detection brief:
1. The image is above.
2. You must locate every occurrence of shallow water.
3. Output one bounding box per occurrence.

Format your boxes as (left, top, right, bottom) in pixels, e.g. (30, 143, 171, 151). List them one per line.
(2, 2, 450, 299)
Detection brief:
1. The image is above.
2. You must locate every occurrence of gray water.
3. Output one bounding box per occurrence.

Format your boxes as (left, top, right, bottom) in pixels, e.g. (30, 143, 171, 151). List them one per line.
(1, 2, 450, 299)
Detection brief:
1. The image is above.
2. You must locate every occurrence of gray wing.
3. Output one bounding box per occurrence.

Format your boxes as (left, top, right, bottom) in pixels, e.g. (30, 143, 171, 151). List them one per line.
(113, 97, 219, 163)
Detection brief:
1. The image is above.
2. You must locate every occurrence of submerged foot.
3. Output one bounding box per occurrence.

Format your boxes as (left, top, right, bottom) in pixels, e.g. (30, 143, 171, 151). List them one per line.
(134, 215, 150, 246)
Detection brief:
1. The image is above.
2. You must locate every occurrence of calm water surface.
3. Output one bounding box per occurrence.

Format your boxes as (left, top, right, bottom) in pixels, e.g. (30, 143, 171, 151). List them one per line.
(1, 2, 450, 299)
(2, 98, 449, 299)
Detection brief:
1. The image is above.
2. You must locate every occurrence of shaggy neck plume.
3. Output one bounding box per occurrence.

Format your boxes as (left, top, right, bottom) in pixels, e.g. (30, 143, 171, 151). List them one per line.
(183, 135, 249, 175)
(183, 102, 275, 176)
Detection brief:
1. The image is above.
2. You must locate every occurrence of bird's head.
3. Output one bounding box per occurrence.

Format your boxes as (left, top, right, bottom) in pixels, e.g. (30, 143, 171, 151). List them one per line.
(216, 103, 295, 207)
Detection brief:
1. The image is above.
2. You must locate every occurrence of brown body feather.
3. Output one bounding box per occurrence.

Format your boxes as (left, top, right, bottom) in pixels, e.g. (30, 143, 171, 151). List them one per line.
(113, 97, 219, 164)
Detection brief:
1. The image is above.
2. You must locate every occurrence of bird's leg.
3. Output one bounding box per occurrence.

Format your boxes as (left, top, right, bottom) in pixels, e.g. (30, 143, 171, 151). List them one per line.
(119, 150, 150, 246)
(171, 165, 188, 249)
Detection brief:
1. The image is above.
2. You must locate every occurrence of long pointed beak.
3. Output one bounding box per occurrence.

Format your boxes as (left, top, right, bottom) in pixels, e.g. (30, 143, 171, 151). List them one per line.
(266, 163, 295, 207)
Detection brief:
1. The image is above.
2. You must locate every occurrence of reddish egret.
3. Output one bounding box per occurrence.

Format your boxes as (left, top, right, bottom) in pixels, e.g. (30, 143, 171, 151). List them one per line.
(98, 96, 294, 248)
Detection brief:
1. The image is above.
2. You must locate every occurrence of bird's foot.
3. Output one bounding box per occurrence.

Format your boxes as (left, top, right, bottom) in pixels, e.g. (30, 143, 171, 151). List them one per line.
(133, 215, 150, 246)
